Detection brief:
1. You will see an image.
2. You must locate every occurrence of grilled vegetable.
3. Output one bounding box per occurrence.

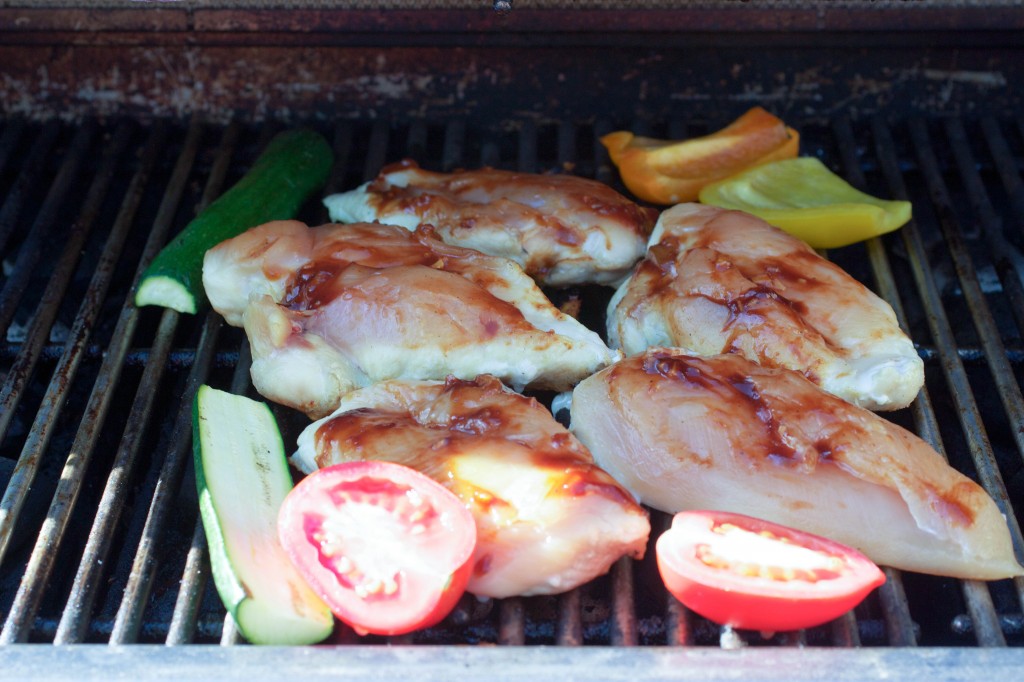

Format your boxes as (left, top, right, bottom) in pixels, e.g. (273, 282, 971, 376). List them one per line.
(600, 107, 799, 205)
(277, 460, 477, 636)
(136, 129, 332, 314)
(193, 385, 333, 645)
(698, 156, 912, 249)
(656, 510, 885, 632)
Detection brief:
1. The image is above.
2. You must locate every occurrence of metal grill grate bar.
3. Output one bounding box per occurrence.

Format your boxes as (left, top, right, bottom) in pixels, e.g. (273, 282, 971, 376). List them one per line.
(51, 119, 207, 643)
(0, 120, 26, 184)
(942, 118, 1024, 618)
(908, 119, 1024, 544)
(54, 308, 182, 643)
(0, 123, 118, 564)
(0, 121, 59, 257)
(981, 117, 1024, 234)
(0, 124, 167, 644)
(873, 117, 1007, 647)
(0, 124, 96, 338)
(943, 118, 1024, 470)
(832, 115, 919, 648)
(1, 114, 1022, 659)
(103, 122, 245, 644)
(110, 313, 223, 644)
(165, 515, 211, 645)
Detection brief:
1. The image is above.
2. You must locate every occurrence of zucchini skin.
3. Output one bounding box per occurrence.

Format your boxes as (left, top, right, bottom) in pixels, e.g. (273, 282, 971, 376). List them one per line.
(136, 129, 333, 313)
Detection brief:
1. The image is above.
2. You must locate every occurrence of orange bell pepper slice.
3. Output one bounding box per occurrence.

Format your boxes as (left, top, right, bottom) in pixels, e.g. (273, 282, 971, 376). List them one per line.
(601, 107, 799, 205)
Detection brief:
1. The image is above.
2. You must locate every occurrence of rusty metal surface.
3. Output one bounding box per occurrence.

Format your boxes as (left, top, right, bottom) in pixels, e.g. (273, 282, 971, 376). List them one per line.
(2, 3, 1023, 34)
(0, 41, 1021, 125)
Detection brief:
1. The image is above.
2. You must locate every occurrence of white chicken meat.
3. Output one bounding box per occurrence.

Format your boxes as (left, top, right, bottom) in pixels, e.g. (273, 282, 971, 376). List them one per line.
(570, 348, 1022, 580)
(203, 220, 620, 418)
(607, 203, 924, 411)
(292, 375, 651, 598)
(323, 159, 658, 287)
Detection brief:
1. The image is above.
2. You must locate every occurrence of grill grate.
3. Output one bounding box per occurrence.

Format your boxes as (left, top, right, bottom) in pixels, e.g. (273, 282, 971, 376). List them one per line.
(0, 113, 1023, 670)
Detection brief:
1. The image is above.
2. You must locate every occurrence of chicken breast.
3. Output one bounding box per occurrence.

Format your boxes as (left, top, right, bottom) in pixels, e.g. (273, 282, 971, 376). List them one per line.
(323, 159, 658, 287)
(607, 203, 923, 411)
(570, 348, 1023, 580)
(203, 220, 619, 418)
(292, 375, 651, 598)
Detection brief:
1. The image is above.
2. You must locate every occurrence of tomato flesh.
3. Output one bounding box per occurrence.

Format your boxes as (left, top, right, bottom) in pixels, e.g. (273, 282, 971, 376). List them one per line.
(278, 461, 477, 636)
(656, 511, 885, 632)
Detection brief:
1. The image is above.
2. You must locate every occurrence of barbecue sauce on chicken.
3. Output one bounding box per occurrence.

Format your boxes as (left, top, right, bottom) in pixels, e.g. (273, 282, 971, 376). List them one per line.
(642, 352, 802, 466)
(314, 376, 634, 508)
(631, 349, 979, 527)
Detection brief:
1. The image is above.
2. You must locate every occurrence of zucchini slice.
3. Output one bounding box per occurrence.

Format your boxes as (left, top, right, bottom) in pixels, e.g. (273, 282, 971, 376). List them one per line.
(136, 129, 333, 314)
(194, 385, 333, 645)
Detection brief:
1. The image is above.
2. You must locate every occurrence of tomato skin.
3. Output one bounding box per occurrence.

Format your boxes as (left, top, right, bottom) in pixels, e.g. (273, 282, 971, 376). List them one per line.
(278, 461, 477, 636)
(656, 511, 885, 632)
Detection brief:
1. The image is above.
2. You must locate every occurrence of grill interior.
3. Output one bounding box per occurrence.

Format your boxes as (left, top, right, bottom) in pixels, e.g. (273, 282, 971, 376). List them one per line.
(1, 113, 1023, 664)
(1, 4, 1024, 676)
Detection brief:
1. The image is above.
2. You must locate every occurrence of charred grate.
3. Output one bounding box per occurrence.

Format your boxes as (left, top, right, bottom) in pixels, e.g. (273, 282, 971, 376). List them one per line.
(0, 113, 1022, 672)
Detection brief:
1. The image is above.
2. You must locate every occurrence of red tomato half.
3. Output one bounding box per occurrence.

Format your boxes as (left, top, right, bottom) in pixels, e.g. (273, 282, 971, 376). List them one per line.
(278, 461, 477, 636)
(656, 511, 885, 632)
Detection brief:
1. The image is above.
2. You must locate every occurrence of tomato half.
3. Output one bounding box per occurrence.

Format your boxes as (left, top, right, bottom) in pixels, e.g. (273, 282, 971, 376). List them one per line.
(278, 461, 477, 636)
(656, 511, 885, 632)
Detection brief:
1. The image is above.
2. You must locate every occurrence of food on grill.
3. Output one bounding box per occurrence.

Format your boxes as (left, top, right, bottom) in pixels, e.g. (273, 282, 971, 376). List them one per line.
(570, 349, 1024, 580)
(656, 510, 886, 632)
(699, 157, 913, 249)
(291, 375, 652, 598)
(600, 107, 799, 205)
(323, 159, 658, 287)
(607, 203, 923, 411)
(202, 220, 619, 418)
(277, 460, 477, 637)
(136, 129, 333, 314)
(192, 386, 333, 645)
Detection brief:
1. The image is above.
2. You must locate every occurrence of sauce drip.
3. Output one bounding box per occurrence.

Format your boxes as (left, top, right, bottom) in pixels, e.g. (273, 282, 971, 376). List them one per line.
(642, 352, 802, 465)
(282, 260, 349, 310)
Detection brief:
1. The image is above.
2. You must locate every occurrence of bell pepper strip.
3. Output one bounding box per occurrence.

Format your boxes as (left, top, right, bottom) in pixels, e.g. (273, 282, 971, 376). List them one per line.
(600, 107, 799, 205)
(698, 156, 913, 250)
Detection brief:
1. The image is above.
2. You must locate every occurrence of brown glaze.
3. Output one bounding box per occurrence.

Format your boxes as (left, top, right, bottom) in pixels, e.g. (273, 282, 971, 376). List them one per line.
(925, 481, 978, 528)
(282, 259, 349, 310)
(354, 159, 655, 285)
(574, 347, 1021, 579)
(723, 284, 810, 325)
(642, 352, 801, 465)
(612, 349, 989, 529)
(368, 160, 654, 232)
(314, 375, 635, 508)
(276, 224, 543, 349)
(610, 205, 923, 411)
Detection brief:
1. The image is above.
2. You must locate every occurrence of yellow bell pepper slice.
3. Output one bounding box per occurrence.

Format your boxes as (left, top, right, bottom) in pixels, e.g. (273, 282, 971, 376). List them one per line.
(601, 107, 799, 205)
(698, 157, 912, 250)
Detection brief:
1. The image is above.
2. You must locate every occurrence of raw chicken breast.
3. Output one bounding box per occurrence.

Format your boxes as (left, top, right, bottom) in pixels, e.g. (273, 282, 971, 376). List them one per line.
(292, 375, 651, 598)
(607, 203, 923, 411)
(323, 159, 658, 287)
(203, 220, 619, 418)
(570, 348, 1022, 580)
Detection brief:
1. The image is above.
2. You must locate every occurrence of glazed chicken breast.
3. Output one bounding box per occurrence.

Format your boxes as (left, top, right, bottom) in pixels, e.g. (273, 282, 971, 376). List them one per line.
(570, 348, 1023, 580)
(203, 220, 619, 418)
(608, 203, 923, 411)
(292, 375, 651, 598)
(323, 159, 658, 287)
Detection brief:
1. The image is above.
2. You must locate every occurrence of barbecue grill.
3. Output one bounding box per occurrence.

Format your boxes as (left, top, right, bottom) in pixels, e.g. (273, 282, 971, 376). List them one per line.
(1, 1, 1023, 679)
